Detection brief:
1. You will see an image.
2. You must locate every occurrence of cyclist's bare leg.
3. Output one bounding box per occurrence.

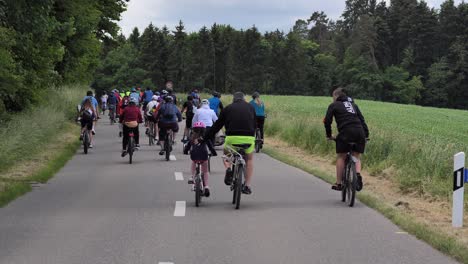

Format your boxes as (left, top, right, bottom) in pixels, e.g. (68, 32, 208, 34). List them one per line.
(245, 153, 254, 186)
(352, 152, 362, 173)
(336, 153, 347, 184)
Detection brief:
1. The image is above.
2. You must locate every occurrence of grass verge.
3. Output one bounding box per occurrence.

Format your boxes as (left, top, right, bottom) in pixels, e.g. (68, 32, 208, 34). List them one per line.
(0, 85, 86, 207)
(263, 144, 468, 264)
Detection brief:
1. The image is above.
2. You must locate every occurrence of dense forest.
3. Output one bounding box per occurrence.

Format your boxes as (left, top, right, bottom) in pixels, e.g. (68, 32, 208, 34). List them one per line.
(1, 0, 467, 115)
(94, 0, 468, 109)
(0, 0, 128, 116)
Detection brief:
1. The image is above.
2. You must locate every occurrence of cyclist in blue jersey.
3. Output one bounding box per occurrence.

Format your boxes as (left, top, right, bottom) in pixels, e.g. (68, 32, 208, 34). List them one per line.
(249, 92, 266, 141)
(142, 87, 154, 110)
(208, 91, 224, 116)
(129, 87, 140, 105)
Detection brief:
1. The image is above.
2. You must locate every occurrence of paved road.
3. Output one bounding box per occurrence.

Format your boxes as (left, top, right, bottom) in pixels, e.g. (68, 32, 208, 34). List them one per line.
(0, 122, 457, 264)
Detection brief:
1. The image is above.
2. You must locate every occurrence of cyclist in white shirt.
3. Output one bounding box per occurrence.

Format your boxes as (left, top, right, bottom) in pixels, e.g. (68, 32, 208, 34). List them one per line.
(192, 99, 218, 144)
(145, 95, 160, 140)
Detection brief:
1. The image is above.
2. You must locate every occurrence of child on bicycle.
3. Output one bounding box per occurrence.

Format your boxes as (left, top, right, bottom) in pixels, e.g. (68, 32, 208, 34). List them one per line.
(183, 121, 217, 197)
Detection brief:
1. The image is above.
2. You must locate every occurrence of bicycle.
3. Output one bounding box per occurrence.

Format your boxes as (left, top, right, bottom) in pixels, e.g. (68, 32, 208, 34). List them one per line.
(224, 144, 250, 210)
(194, 161, 205, 207)
(109, 106, 116, 125)
(331, 140, 359, 207)
(82, 127, 91, 154)
(164, 129, 174, 161)
(147, 120, 156, 146)
(127, 128, 137, 164)
(255, 128, 263, 153)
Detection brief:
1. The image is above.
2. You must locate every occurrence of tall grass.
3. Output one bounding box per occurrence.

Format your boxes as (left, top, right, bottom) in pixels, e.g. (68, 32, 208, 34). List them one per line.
(260, 95, 465, 200)
(0, 85, 87, 174)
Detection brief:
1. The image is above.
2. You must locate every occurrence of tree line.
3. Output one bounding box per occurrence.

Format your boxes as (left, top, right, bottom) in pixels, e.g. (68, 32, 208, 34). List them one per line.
(94, 0, 468, 109)
(0, 0, 128, 116)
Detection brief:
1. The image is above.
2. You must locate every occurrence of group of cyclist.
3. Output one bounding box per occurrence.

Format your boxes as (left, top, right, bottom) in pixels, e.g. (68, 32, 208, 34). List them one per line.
(78, 83, 369, 198)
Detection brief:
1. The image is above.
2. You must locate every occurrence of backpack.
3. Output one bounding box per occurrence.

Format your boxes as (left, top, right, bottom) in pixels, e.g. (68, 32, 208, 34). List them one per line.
(186, 101, 195, 116)
(162, 104, 176, 119)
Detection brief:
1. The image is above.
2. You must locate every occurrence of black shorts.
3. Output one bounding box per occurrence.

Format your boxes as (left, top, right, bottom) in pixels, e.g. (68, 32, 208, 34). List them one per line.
(159, 122, 179, 139)
(336, 128, 366, 154)
(147, 115, 157, 123)
(80, 119, 93, 130)
(186, 115, 194, 129)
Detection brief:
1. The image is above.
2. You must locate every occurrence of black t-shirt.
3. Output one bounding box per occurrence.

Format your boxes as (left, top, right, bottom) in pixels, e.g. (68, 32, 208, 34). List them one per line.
(183, 101, 195, 117)
(324, 96, 369, 138)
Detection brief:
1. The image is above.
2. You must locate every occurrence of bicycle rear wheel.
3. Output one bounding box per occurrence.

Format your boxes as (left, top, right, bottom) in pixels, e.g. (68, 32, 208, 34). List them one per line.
(235, 164, 244, 210)
(347, 162, 357, 207)
(255, 129, 261, 153)
(128, 137, 134, 164)
(232, 165, 237, 205)
(165, 135, 170, 161)
(195, 175, 202, 207)
(341, 163, 349, 202)
(83, 132, 89, 154)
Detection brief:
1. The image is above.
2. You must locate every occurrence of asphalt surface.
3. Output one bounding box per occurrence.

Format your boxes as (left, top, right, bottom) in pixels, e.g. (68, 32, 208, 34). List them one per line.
(0, 121, 458, 264)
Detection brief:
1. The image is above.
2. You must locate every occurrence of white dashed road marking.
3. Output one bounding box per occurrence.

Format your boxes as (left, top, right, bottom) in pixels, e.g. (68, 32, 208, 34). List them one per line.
(169, 155, 176, 161)
(158, 262, 174, 264)
(174, 172, 184, 181)
(174, 201, 186, 217)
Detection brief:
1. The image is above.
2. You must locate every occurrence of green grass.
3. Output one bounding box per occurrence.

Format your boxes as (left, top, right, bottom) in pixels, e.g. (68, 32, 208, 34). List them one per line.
(0, 85, 86, 206)
(259, 95, 466, 200)
(264, 145, 468, 264)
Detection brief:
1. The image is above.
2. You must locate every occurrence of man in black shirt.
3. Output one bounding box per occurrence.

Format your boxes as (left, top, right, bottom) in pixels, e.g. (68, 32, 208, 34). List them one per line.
(206, 92, 256, 194)
(324, 88, 369, 191)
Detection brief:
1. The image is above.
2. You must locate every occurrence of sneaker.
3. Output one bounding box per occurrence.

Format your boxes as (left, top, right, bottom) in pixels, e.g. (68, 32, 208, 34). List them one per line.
(121, 150, 127, 157)
(224, 168, 233, 185)
(145, 128, 149, 135)
(92, 130, 96, 135)
(135, 144, 140, 148)
(89, 144, 93, 148)
(357, 174, 363, 191)
(188, 177, 194, 184)
(204, 187, 211, 197)
(242, 185, 252, 195)
(159, 150, 165, 155)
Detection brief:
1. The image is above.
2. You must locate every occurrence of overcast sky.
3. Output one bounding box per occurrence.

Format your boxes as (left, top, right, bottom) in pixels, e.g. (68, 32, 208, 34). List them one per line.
(118, 0, 463, 36)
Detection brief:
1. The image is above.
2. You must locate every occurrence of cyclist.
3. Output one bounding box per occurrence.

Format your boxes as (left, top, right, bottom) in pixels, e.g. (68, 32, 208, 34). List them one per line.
(156, 96, 182, 156)
(167, 87, 177, 105)
(142, 87, 154, 111)
(81, 91, 99, 135)
(100, 91, 108, 114)
(79, 98, 97, 148)
(118, 93, 130, 137)
(324, 87, 369, 192)
(191, 89, 200, 108)
(183, 121, 217, 197)
(119, 97, 143, 157)
(208, 91, 224, 116)
(205, 92, 256, 195)
(145, 95, 160, 141)
(193, 99, 218, 145)
(249, 92, 266, 142)
(181, 95, 196, 143)
(129, 87, 140, 105)
(107, 91, 118, 121)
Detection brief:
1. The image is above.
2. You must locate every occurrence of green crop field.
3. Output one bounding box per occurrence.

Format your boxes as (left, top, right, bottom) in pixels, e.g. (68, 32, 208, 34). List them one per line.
(254, 95, 465, 200)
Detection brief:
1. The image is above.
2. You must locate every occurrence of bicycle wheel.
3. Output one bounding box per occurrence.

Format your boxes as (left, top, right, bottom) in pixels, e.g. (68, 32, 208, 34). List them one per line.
(165, 135, 170, 161)
(208, 155, 211, 173)
(255, 129, 261, 153)
(347, 162, 357, 207)
(195, 174, 203, 207)
(83, 131, 89, 154)
(232, 165, 237, 205)
(128, 137, 134, 164)
(148, 128, 154, 146)
(235, 164, 244, 210)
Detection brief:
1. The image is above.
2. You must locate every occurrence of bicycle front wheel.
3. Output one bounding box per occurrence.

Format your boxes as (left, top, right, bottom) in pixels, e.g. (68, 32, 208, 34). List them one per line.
(235, 165, 244, 210)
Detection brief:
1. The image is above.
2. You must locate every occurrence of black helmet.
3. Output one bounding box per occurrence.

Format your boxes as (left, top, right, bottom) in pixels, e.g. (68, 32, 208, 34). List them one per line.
(187, 95, 193, 101)
(212, 91, 221, 98)
(164, 96, 173, 103)
(252, 92, 260, 99)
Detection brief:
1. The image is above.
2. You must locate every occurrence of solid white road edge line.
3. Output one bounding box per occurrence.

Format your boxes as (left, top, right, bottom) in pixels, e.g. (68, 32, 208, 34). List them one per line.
(174, 201, 186, 217)
(170, 155, 176, 161)
(175, 172, 184, 181)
